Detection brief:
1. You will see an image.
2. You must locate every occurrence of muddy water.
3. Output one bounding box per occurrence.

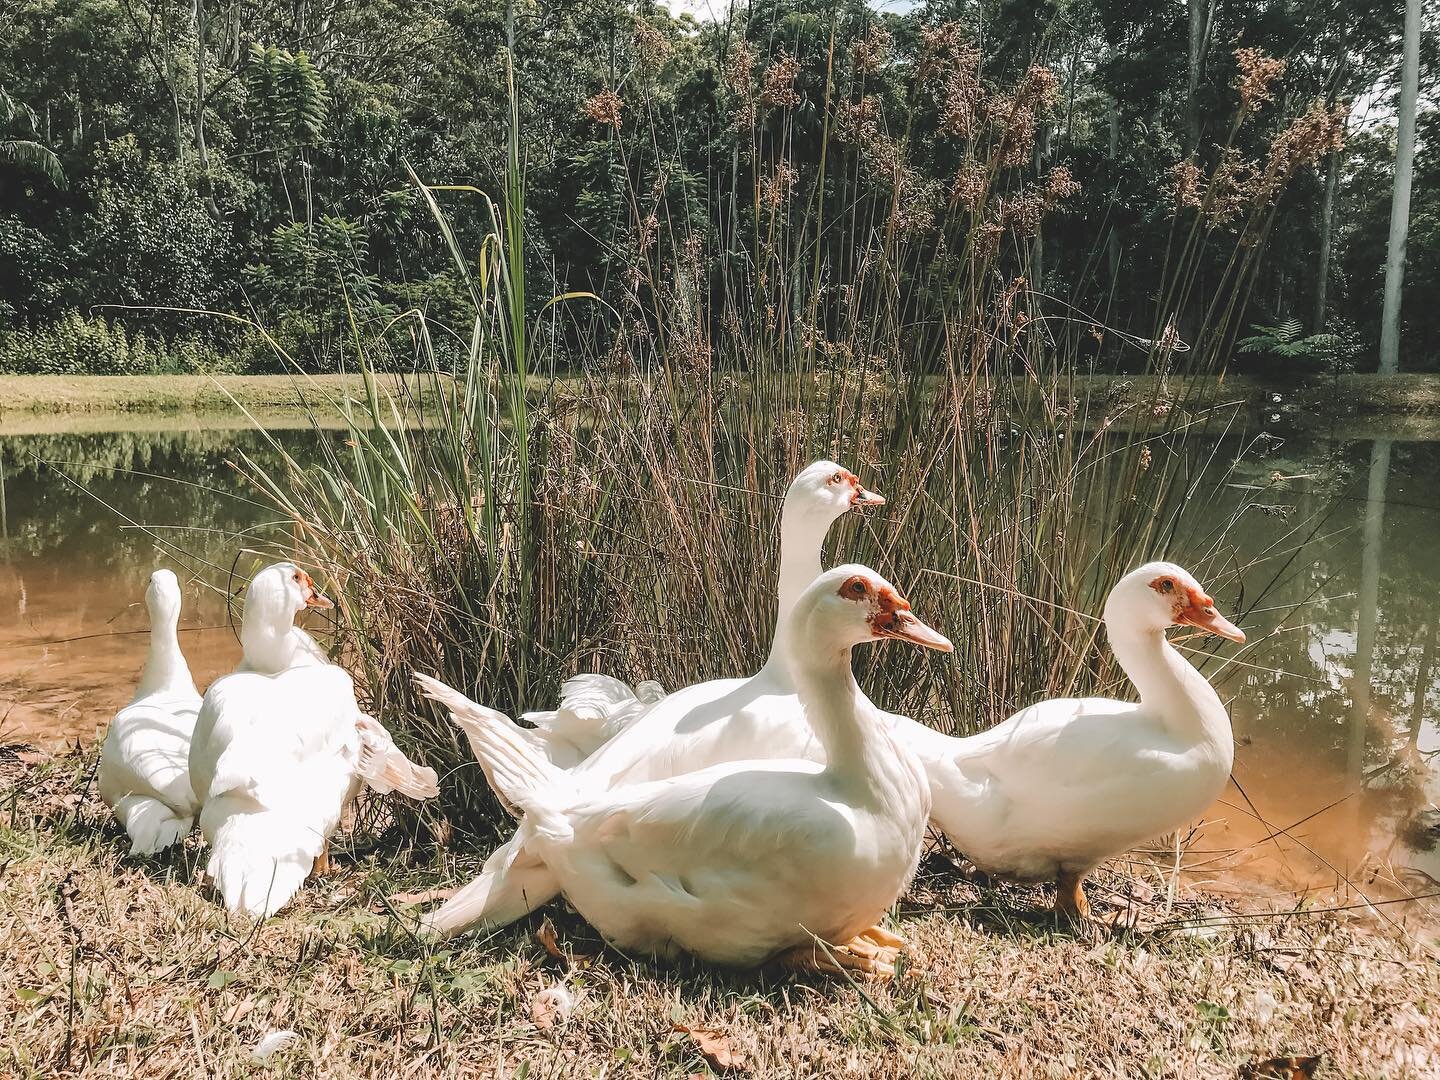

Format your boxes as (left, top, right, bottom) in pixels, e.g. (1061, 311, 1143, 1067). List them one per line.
(0, 413, 1436, 906)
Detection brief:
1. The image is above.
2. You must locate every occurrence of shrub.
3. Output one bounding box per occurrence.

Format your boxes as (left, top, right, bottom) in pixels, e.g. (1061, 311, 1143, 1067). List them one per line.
(0, 313, 250, 375)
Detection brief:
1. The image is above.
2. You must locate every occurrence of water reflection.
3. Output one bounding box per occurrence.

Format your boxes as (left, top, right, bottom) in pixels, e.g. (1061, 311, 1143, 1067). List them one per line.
(0, 419, 1435, 902)
(0, 425, 329, 741)
(1208, 435, 1440, 902)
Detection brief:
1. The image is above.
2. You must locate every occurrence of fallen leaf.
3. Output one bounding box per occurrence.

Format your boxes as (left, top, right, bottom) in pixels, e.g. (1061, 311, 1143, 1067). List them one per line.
(535, 917, 564, 960)
(530, 984, 577, 1030)
(534, 916, 595, 966)
(673, 1024, 750, 1073)
(222, 997, 257, 1025)
(1240, 1055, 1321, 1080)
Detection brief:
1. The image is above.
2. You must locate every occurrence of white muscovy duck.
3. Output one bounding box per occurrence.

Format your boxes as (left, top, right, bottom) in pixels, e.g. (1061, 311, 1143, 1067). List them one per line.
(902, 561, 1245, 918)
(416, 565, 951, 975)
(188, 562, 438, 918)
(98, 569, 203, 855)
(507, 460, 884, 770)
(419, 460, 885, 935)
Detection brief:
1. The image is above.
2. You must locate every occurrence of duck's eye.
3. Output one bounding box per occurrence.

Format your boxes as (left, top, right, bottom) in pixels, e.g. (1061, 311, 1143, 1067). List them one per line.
(1158, 579, 1174, 593)
(830, 472, 844, 485)
(847, 578, 868, 598)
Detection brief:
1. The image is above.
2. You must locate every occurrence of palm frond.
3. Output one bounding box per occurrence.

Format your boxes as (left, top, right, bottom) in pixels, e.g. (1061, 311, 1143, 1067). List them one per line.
(0, 139, 66, 187)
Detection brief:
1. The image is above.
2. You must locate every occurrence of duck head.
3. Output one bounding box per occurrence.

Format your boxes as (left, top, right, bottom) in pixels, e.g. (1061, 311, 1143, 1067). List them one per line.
(240, 561, 333, 674)
(145, 568, 184, 625)
(1105, 561, 1245, 643)
(247, 562, 333, 616)
(785, 460, 886, 522)
(793, 563, 953, 654)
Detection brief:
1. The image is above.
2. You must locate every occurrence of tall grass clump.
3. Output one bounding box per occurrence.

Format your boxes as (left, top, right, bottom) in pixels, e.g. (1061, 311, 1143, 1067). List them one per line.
(239, 19, 1344, 839)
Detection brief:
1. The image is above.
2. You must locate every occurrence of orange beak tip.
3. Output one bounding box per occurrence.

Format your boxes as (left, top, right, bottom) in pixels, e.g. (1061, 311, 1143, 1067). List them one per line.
(1187, 607, 1245, 643)
(890, 615, 953, 653)
(308, 593, 335, 610)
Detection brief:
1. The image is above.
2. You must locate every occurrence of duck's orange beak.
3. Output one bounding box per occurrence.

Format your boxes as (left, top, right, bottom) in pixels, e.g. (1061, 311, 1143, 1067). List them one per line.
(839, 467, 885, 507)
(1177, 591, 1244, 643)
(870, 588, 953, 652)
(881, 609, 953, 651)
(298, 571, 334, 610)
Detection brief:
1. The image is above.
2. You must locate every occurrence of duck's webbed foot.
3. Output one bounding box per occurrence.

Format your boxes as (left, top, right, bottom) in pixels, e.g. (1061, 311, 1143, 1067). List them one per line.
(776, 925, 905, 981)
(1054, 868, 1091, 921)
(310, 841, 333, 879)
(1054, 868, 1119, 941)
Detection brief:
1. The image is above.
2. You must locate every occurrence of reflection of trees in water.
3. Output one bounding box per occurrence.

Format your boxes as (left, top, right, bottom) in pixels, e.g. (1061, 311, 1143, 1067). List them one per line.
(1223, 435, 1440, 878)
(1350, 438, 1391, 789)
(0, 429, 332, 582)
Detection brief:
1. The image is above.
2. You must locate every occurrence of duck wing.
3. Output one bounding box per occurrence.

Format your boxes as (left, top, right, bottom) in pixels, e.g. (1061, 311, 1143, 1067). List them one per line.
(354, 713, 439, 800)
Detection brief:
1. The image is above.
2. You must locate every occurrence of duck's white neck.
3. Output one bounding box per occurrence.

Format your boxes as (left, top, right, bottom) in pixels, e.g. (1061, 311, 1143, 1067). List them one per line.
(241, 599, 303, 675)
(1107, 624, 1232, 759)
(134, 601, 197, 700)
(760, 506, 840, 679)
(781, 619, 904, 802)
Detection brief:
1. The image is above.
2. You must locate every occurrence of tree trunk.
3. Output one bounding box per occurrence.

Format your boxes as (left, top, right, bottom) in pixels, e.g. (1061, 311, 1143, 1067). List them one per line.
(193, 0, 221, 219)
(1185, 0, 1207, 151)
(1032, 124, 1051, 288)
(1378, 0, 1420, 374)
(1313, 149, 1339, 331)
(1107, 99, 1120, 286)
(1349, 437, 1391, 789)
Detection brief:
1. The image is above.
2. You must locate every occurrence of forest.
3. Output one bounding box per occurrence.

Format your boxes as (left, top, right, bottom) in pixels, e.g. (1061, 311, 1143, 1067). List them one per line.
(0, 0, 1434, 375)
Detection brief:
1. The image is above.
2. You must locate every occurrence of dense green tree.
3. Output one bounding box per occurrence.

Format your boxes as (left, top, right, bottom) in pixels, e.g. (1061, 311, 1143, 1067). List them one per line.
(0, 0, 1430, 370)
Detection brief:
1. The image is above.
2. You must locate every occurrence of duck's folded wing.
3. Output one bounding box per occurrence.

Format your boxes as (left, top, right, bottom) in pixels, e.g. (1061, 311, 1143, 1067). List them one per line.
(564, 761, 826, 875)
(355, 713, 439, 800)
(521, 673, 667, 764)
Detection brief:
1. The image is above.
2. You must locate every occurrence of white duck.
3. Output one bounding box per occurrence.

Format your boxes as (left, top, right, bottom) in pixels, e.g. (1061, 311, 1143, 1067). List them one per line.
(98, 569, 203, 855)
(905, 561, 1245, 918)
(416, 565, 951, 975)
(505, 460, 884, 770)
(188, 562, 438, 918)
(421, 460, 885, 935)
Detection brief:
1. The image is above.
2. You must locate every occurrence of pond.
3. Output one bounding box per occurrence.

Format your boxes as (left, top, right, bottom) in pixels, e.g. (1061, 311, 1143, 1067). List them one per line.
(0, 409, 1435, 908)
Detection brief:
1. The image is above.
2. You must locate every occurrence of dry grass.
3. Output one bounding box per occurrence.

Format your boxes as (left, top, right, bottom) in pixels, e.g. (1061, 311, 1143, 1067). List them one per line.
(5, 748, 1437, 1079)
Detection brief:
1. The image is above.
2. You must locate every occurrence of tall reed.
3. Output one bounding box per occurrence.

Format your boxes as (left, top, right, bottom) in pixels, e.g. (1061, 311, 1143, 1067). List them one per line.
(240, 25, 1338, 837)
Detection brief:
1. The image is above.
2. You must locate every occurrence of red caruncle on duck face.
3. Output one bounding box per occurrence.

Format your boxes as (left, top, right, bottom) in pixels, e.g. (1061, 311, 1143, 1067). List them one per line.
(830, 468, 886, 507)
(837, 574, 954, 652)
(1149, 575, 1244, 642)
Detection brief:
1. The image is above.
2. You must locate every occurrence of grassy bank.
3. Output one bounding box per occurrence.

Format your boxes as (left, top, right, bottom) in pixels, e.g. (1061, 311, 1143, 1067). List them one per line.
(3, 748, 1436, 1078)
(0, 374, 450, 417)
(6, 372, 1440, 417)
